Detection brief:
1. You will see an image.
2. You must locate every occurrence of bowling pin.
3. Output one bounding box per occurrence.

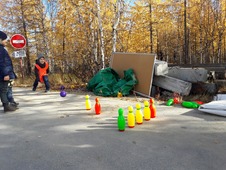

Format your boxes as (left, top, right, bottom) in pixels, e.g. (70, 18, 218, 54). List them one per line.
(117, 108, 126, 131)
(127, 106, 135, 128)
(95, 97, 101, 114)
(85, 95, 91, 110)
(143, 100, 150, 121)
(135, 103, 143, 125)
(150, 98, 156, 118)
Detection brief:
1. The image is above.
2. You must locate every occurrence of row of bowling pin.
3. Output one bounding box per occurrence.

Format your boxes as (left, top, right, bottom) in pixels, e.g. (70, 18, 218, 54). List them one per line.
(85, 95, 156, 132)
(86, 95, 156, 118)
(85, 95, 101, 114)
(118, 99, 156, 131)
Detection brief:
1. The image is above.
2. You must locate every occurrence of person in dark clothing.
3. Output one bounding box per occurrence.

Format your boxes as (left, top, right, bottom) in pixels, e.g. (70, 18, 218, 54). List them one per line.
(32, 54, 50, 92)
(0, 31, 17, 112)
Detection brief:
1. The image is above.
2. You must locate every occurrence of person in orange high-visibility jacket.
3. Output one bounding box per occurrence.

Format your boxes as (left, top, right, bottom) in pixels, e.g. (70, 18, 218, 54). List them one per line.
(32, 54, 50, 92)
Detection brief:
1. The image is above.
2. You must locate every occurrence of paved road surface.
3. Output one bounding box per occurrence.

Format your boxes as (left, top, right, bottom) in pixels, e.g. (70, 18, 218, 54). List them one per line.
(0, 88, 226, 170)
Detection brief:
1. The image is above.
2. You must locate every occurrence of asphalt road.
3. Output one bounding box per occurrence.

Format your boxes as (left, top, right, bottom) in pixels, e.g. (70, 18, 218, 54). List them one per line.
(0, 87, 226, 170)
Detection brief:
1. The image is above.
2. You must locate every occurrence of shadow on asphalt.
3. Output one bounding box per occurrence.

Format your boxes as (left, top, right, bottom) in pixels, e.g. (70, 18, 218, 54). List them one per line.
(182, 109, 226, 122)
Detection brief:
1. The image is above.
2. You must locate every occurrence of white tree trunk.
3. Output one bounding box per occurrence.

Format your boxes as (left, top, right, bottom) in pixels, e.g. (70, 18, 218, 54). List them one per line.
(96, 0, 105, 69)
(112, 0, 124, 53)
(89, 14, 98, 62)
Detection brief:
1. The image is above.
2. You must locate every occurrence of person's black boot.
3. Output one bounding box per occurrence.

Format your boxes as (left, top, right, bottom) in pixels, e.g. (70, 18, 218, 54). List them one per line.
(10, 102, 19, 108)
(10, 100, 19, 107)
(3, 103, 17, 112)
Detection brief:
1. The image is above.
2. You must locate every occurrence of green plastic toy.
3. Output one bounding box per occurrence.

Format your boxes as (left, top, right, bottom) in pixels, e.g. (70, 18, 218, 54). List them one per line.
(181, 101, 199, 108)
(166, 98, 174, 106)
(117, 108, 126, 131)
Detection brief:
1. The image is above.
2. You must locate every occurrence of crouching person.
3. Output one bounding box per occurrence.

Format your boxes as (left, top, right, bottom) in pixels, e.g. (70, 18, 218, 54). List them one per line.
(32, 54, 50, 92)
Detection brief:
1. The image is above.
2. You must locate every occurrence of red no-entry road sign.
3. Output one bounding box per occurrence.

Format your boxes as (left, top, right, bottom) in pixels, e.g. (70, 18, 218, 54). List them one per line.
(10, 34, 26, 49)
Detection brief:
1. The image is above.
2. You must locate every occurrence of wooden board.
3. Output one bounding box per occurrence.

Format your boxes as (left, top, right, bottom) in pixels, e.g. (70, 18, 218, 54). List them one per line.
(153, 75, 192, 96)
(167, 67, 208, 83)
(110, 52, 156, 97)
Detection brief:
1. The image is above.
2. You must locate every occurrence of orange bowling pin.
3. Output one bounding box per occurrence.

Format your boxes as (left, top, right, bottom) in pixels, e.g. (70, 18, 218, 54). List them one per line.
(95, 97, 101, 114)
(149, 98, 156, 118)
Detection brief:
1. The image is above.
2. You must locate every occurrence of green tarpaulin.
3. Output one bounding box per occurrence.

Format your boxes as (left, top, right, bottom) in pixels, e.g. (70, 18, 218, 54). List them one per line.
(87, 67, 138, 97)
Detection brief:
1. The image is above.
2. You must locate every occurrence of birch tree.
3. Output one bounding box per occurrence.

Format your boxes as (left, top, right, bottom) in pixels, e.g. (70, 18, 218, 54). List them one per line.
(96, 0, 105, 69)
(112, 0, 125, 53)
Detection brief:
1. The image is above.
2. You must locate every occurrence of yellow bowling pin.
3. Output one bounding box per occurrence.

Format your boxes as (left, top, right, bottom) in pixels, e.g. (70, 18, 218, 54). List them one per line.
(127, 106, 135, 128)
(143, 100, 150, 121)
(135, 103, 143, 125)
(85, 95, 91, 110)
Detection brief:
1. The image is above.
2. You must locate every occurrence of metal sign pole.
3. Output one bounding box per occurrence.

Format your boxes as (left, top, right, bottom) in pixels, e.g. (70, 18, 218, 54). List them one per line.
(12, 50, 26, 81)
(20, 57, 24, 80)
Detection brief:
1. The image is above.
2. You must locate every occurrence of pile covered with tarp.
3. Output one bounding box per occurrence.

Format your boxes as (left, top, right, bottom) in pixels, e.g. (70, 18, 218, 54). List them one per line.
(87, 67, 138, 97)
